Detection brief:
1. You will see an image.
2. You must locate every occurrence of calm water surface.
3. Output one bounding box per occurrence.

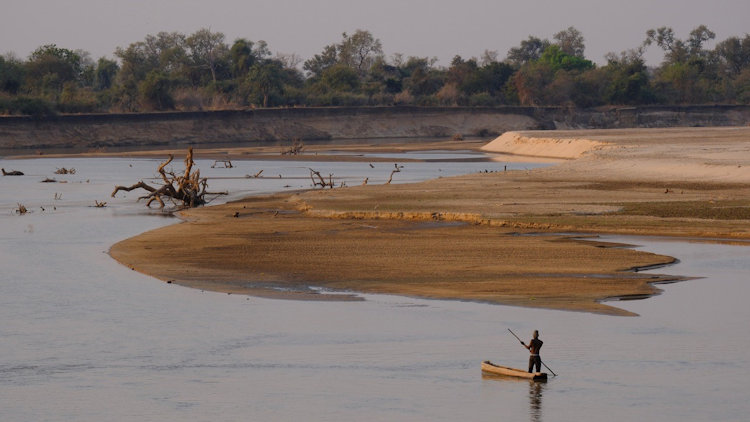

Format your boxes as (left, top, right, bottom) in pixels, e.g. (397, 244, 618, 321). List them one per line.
(1, 154, 748, 421)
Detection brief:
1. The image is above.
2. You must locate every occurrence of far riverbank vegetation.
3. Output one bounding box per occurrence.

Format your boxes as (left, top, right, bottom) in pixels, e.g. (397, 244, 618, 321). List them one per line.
(2, 26, 750, 116)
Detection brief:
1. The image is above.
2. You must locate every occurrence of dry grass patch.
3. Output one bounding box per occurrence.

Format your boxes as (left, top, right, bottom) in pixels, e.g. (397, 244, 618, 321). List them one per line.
(616, 200, 750, 220)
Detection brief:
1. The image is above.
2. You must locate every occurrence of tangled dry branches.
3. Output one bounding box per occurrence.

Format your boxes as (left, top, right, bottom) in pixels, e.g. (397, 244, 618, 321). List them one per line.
(111, 148, 226, 208)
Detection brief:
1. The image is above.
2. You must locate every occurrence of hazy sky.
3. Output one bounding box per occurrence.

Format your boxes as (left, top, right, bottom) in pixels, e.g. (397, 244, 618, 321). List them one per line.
(3, 0, 749, 67)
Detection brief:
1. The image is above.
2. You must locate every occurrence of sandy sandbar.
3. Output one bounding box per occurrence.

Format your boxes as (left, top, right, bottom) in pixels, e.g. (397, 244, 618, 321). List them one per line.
(109, 127, 750, 316)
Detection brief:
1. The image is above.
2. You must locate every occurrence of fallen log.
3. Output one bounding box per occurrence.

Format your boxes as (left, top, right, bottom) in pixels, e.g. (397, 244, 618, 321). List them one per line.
(309, 168, 334, 189)
(282, 138, 304, 155)
(111, 148, 226, 209)
(2, 168, 24, 176)
(386, 163, 402, 184)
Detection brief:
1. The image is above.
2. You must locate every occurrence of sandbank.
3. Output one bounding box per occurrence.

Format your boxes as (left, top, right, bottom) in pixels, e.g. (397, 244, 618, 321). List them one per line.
(109, 127, 750, 316)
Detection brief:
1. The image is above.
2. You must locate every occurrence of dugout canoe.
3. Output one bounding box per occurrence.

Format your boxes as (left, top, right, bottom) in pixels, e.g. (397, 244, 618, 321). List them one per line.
(481, 360, 547, 381)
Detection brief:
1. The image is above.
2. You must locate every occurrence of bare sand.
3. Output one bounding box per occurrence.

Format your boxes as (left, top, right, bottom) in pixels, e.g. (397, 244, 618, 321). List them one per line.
(484, 127, 750, 183)
(109, 127, 750, 316)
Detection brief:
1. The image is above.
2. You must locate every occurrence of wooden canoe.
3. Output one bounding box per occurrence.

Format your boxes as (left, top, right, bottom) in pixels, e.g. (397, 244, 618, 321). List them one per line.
(481, 360, 547, 381)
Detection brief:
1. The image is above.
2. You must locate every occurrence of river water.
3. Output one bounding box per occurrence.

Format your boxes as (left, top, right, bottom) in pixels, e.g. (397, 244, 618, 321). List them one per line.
(1, 153, 748, 421)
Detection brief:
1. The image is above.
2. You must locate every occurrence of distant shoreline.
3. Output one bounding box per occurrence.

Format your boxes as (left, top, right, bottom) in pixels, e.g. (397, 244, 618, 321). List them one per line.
(2, 105, 750, 154)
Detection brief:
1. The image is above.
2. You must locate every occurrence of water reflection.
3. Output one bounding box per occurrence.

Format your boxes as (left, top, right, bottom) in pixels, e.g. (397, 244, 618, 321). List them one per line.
(481, 373, 546, 422)
(529, 381, 545, 422)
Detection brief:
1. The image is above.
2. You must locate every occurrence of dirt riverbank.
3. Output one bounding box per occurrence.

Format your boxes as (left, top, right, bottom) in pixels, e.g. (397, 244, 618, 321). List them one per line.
(3, 105, 750, 153)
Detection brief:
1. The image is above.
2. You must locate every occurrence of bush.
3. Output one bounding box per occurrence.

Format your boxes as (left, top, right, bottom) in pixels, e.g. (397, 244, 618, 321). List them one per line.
(368, 92, 395, 106)
(173, 88, 206, 111)
(57, 99, 98, 113)
(735, 69, 750, 104)
(393, 90, 414, 105)
(305, 91, 369, 107)
(414, 95, 440, 106)
(138, 71, 174, 110)
(468, 92, 497, 107)
(57, 87, 99, 113)
(2, 96, 57, 117)
(436, 83, 460, 106)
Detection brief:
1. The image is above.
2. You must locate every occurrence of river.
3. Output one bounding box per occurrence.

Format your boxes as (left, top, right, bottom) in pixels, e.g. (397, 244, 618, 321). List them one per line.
(1, 153, 748, 421)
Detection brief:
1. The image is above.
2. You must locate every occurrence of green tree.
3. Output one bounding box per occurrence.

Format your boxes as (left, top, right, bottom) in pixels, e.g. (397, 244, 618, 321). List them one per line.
(570, 67, 609, 107)
(146, 32, 189, 74)
(244, 61, 284, 107)
(512, 60, 555, 106)
(735, 68, 750, 103)
(507, 36, 550, 66)
(603, 48, 653, 104)
(478, 61, 515, 99)
(25, 45, 85, 99)
(646, 25, 715, 65)
(553, 26, 586, 58)
(539, 45, 594, 72)
(304, 30, 383, 80)
(646, 25, 719, 103)
(320, 63, 360, 91)
(450, 56, 515, 100)
(715, 35, 750, 76)
(444, 55, 511, 104)
(646, 27, 687, 64)
(93, 58, 119, 91)
(0, 54, 25, 94)
(337, 30, 383, 75)
(186, 28, 229, 84)
(687, 25, 716, 58)
(114, 32, 189, 110)
(303, 44, 338, 79)
(115, 32, 189, 83)
(230, 39, 256, 78)
(367, 57, 403, 94)
(400, 56, 444, 98)
(446, 55, 477, 93)
(512, 45, 594, 106)
(138, 70, 174, 110)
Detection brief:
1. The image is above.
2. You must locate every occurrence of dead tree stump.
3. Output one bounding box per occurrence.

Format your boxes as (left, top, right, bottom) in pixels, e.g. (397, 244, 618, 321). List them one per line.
(111, 148, 226, 208)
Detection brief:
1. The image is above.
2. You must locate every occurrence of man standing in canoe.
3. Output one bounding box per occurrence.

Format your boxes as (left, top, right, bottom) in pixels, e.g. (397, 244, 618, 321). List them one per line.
(522, 330, 543, 373)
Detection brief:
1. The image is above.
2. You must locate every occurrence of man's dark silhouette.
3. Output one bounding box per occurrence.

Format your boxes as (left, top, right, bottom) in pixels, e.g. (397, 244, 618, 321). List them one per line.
(523, 330, 543, 373)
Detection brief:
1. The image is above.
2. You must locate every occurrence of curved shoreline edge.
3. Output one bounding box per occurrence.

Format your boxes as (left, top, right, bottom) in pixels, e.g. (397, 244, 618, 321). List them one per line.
(108, 127, 750, 316)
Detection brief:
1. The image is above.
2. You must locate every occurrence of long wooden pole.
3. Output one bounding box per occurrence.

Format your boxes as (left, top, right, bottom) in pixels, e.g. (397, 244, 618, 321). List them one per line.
(508, 328, 557, 377)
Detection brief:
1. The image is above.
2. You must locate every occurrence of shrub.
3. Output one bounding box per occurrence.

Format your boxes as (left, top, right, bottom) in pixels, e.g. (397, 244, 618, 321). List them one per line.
(9, 96, 56, 117)
(468, 92, 497, 107)
(393, 90, 414, 105)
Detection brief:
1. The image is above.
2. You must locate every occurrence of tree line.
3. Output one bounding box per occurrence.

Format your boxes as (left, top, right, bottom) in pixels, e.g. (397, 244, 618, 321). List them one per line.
(1, 25, 749, 116)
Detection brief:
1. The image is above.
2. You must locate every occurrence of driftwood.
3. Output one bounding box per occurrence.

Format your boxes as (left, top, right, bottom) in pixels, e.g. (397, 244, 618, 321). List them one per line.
(386, 163, 403, 184)
(282, 138, 304, 155)
(2, 168, 24, 176)
(211, 160, 233, 168)
(309, 168, 334, 189)
(111, 147, 226, 208)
